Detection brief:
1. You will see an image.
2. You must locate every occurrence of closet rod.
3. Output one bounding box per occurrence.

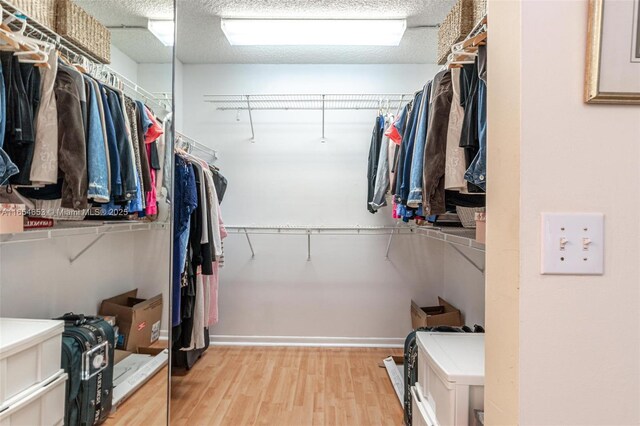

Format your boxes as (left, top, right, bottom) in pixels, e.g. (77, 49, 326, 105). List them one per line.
(0, 0, 171, 114)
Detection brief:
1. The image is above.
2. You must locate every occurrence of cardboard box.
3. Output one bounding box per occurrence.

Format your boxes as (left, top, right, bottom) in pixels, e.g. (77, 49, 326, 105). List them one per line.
(0, 204, 24, 234)
(411, 297, 464, 329)
(475, 212, 486, 243)
(99, 290, 162, 351)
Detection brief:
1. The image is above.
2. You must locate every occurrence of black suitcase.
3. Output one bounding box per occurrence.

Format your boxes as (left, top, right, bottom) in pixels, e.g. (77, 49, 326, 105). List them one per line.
(403, 326, 480, 426)
(57, 314, 115, 426)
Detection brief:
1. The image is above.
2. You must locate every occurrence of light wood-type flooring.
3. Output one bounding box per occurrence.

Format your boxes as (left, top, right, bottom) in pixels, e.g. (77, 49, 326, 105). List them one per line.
(106, 346, 404, 426)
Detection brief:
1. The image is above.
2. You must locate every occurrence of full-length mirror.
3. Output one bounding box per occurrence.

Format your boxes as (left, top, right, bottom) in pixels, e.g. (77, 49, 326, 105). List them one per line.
(172, 0, 486, 424)
(0, 0, 173, 424)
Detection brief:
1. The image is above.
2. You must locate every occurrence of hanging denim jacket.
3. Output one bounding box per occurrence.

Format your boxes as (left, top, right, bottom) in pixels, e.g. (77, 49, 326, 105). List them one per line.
(407, 81, 432, 208)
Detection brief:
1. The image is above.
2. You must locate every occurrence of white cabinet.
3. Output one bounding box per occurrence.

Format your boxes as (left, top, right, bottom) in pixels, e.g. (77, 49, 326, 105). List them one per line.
(415, 333, 484, 426)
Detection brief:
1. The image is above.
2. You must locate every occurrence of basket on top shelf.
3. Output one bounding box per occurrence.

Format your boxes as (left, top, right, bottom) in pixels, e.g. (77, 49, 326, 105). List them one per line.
(56, 0, 111, 64)
(456, 206, 485, 229)
(10, 0, 56, 31)
(437, 0, 487, 65)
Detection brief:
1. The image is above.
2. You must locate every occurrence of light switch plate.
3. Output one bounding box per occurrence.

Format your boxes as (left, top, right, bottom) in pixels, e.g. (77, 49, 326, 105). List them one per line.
(541, 213, 604, 275)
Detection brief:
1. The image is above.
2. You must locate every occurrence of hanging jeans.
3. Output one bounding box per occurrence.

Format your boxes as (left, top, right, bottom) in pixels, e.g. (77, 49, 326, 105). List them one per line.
(172, 156, 198, 327)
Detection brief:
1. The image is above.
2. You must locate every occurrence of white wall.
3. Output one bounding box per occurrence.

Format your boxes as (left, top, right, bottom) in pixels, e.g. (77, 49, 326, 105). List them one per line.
(0, 232, 164, 319)
(516, 0, 640, 424)
(442, 244, 485, 327)
(179, 64, 485, 343)
(109, 44, 139, 83)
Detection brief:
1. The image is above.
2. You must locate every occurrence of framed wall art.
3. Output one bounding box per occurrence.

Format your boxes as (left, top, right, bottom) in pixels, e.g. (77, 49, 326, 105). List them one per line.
(585, 0, 640, 104)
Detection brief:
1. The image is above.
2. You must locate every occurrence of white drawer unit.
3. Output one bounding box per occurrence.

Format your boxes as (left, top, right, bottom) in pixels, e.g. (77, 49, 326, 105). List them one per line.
(411, 385, 438, 426)
(0, 318, 64, 410)
(0, 371, 67, 426)
(416, 333, 484, 426)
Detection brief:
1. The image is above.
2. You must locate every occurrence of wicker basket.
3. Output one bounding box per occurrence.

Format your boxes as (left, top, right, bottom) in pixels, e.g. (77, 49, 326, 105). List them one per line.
(11, 0, 56, 30)
(456, 207, 485, 229)
(473, 0, 487, 27)
(437, 0, 475, 65)
(56, 0, 111, 63)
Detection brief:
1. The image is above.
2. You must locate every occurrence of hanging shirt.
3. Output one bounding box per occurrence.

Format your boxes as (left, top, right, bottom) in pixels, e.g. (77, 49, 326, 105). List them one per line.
(366, 115, 384, 213)
(444, 67, 469, 193)
(144, 106, 164, 143)
(370, 115, 393, 211)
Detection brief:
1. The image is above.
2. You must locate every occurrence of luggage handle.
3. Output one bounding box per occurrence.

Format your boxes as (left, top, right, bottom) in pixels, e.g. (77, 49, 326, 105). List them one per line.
(57, 313, 86, 326)
(81, 340, 110, 381)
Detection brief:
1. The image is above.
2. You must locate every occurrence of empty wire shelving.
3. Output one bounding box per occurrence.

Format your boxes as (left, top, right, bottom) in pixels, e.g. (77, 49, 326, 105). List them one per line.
(203, 93, 413, 142)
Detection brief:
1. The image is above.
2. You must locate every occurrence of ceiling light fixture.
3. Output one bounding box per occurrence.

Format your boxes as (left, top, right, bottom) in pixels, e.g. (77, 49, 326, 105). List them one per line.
(220, 19, 407, 46)
(148, 19, 175, 46)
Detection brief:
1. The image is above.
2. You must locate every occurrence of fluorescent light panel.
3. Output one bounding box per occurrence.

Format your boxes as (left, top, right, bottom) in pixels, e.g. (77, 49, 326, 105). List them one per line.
(148, 19, 175, 46)
(221, 19, 406, 46)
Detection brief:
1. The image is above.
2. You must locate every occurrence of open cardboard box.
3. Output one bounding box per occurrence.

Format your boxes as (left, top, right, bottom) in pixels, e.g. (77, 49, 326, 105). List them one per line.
(99, 289, 162, 352)
(114, 346, 166, 364)
(411, 297, 464, 329)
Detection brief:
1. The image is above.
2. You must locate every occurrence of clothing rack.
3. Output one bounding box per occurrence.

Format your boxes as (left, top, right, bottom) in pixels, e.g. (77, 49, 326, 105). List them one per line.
(176, 133, 218, 163)
(225, 225, 485, 264)
(0, 0, 171, 114)
(203, 94, 413, 142)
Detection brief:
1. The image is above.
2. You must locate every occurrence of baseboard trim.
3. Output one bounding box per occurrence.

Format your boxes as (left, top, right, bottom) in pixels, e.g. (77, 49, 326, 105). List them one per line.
(159, 330, 404, 348)
(207, 335, 404, 348)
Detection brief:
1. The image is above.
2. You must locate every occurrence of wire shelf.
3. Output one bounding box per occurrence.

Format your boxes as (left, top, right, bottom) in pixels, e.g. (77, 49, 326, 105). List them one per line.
(204, 94, 413, 111)
(176, 132, 218, 163)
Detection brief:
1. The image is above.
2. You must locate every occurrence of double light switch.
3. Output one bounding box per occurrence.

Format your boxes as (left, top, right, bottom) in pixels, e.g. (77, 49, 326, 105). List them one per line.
(541, 213, 604, 275)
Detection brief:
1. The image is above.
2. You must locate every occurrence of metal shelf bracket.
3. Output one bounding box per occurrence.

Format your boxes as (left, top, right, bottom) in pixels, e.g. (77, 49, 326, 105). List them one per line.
(449, 244, 485, 274)
(321, 95, 326, 143)
(69, 227, 112, 265)
(243, 227, 255, 259)
(246, 95, 255, 142)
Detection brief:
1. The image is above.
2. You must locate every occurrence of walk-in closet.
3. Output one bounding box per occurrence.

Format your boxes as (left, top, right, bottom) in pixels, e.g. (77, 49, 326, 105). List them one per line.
(2, 0, 640, 425)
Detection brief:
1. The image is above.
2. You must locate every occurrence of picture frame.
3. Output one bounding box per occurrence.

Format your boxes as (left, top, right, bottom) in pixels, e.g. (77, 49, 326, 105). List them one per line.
(585, 0, 640, 104)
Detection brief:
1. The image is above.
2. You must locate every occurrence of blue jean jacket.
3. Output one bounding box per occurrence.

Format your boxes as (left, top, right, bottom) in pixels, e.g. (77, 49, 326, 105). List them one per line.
(399, 90, 424, 204)
(464, 79, 486, 191)
(407, 81, 432, 208)
(98, 83, 122, 198)
(84, 76, 109, 202)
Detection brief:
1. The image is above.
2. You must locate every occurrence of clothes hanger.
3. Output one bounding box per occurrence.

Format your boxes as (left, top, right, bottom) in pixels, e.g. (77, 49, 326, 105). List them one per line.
(2, 10, 51, 68)
(0, 6, 20, 51)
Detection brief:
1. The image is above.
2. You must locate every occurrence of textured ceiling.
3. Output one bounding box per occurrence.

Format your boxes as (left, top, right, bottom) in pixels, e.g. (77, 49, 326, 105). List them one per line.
(75, 0, 456, 64)
(74, 0, 173, 63)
